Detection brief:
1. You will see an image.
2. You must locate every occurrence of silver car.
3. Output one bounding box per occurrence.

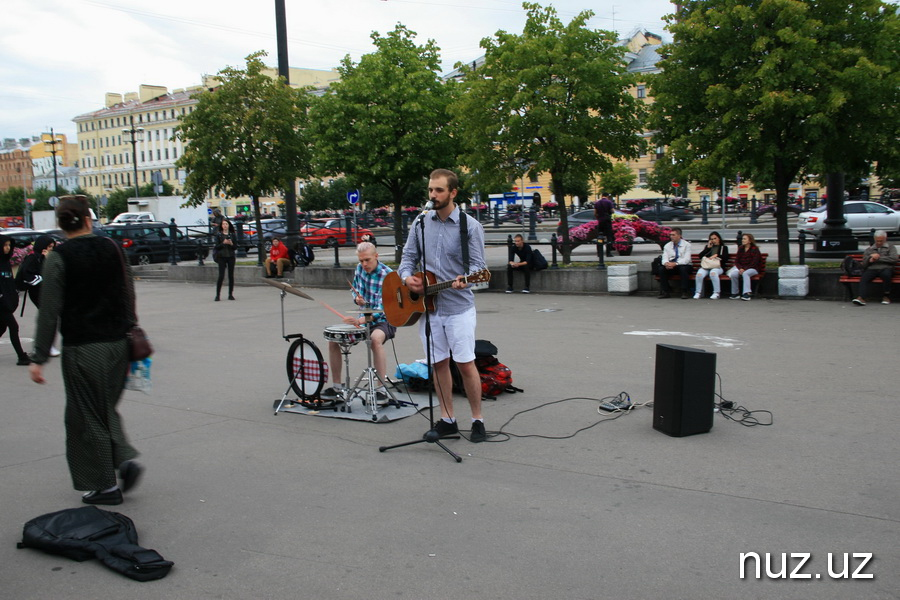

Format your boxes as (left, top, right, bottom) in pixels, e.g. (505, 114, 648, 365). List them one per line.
(796, 201, 900, 236)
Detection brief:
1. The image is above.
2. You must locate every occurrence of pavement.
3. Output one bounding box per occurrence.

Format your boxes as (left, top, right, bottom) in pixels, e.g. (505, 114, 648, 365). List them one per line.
(1, 279, 898, 599)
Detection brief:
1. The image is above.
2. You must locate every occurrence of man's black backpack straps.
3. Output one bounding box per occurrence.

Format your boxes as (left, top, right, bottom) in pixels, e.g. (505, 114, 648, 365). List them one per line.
(459, 209, 469, 274)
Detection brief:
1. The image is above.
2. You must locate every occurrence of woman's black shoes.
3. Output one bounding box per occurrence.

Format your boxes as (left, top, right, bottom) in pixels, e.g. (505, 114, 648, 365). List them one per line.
(82, 489, 123, 505)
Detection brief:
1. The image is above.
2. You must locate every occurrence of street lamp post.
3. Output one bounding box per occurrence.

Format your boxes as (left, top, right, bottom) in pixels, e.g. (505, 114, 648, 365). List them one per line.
(43, 127, 64, 197)
(122, 115, 144, 202)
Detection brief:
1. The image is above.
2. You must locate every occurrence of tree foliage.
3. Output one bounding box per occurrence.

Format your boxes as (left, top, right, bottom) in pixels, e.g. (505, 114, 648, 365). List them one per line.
(596, 162, 637, 199)
(308, 24, 458, 259)
(174, 51, 312, 205)
(450, 2, 646, 262)
(651, 0, 900, 263)
(646, 152, 690, 199)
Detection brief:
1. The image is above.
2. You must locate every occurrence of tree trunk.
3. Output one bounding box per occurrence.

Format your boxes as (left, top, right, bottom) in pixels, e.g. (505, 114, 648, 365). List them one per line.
(551, 170, 572, 264)
(773, 158, 796, 265)
(252, 194, 265, 267)
(390, 184, 406, 264)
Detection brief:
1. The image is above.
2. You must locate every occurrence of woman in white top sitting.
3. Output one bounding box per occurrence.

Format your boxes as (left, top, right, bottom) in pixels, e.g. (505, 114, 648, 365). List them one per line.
(694, 231, 729, 299)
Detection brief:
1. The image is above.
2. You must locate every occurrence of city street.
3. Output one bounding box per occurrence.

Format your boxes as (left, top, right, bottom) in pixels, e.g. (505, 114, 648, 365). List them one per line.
(1, 279, 897, 599)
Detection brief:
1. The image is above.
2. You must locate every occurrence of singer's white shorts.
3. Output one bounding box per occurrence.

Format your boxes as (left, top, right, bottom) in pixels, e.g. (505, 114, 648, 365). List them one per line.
(418, 307, 476, 363)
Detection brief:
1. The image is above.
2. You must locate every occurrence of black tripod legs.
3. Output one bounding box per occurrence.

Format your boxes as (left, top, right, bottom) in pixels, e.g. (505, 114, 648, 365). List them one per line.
(379, 430, 462, 462)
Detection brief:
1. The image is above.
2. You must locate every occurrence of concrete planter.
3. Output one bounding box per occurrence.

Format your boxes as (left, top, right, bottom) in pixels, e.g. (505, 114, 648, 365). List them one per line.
(778, 265, 809, 298)
(607, 263, 638, 295)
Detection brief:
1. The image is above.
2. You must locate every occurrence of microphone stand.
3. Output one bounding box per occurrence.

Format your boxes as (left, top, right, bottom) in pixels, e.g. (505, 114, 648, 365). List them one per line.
(380, 204, 462, 462)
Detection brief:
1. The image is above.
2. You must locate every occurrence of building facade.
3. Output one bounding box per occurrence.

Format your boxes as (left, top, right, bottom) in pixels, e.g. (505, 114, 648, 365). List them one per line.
(73, 84, 199, 201)
(0, 137, 38, 194)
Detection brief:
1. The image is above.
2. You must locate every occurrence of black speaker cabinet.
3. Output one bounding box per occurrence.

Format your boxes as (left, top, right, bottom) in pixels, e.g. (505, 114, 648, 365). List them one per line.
(653, 344, 716, 437)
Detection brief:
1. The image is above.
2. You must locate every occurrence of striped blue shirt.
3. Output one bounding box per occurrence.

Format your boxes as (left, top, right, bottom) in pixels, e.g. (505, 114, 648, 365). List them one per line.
(351, 260, 392, 324)
(399, 205, 487, 316)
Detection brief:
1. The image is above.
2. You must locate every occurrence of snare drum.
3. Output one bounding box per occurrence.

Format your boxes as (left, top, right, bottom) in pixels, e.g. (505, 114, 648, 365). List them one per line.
(323, 324, 367, 346)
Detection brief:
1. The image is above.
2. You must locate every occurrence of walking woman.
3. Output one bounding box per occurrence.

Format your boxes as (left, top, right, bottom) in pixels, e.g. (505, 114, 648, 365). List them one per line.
(693, 231, 729, 299)
(727, 233, 763, 301)
(214, 218, 237, 301)
(29, 196, 144, 505)
(0, 234, 30, 365)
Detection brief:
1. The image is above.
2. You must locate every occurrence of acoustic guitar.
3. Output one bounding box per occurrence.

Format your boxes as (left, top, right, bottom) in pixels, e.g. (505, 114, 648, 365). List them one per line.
(382, 269, 491, 327)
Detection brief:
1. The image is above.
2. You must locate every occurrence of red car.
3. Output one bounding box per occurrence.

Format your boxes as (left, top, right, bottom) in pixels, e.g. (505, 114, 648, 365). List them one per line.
(300, 219, 375, 247)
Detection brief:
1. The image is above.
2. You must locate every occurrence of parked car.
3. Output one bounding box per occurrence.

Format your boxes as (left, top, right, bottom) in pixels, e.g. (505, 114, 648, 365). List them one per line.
(111, 212, 157, 223)
(796, 201, 900, 237)
(554, 209, 630, 237)
(0, 228, 66, 249)
(300, 219, 375, 247)
(636, 204, 696, 222)
(101, 222, 207, 265)
(242, 218, 288, 252)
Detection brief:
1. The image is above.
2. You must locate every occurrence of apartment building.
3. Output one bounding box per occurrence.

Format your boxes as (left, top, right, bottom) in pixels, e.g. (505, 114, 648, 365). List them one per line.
(73, 84, 199, 201)
(0, 137, 38, 194)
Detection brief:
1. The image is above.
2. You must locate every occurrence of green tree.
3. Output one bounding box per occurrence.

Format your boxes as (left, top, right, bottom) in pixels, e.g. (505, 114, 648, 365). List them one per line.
(450, 2, 646, 262)
(548, 171, 590, 204)
(646, 152, 689, 199)
(651, 0, 900, 264)
(596, 162, 636, 201)
(308, 24, 457, 260)
(0, 188, 26, 217)
(175, 51, 312, 254)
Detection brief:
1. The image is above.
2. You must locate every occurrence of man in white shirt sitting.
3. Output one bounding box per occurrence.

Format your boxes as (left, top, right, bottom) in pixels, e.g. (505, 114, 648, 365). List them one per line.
(658, 227, 693, 299)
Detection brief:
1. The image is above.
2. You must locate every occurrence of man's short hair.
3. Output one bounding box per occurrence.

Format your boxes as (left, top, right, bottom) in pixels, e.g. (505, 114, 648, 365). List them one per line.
(670, 227, 683, 236)
(430, 168, 459, 191)
(356, 241, 377, 255)
(514, 234, 524, 241)
(873, 230, 887, 239)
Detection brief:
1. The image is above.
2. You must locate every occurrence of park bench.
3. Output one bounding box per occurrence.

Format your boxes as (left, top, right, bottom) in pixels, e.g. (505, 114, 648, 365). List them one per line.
(838, 254, 900, 301)
(655, 253, 768, 296)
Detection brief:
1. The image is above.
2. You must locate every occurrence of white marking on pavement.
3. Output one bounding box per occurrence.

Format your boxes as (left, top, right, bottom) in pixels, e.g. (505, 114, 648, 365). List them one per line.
(623, 330, 743, 348)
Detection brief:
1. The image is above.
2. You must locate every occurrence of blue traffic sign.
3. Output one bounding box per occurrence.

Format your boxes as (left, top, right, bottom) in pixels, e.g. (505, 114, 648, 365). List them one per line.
(347, 189, 360, 205)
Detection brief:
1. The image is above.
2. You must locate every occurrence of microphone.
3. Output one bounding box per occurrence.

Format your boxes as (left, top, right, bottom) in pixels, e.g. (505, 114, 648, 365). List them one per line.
(424, 200, 434, 211)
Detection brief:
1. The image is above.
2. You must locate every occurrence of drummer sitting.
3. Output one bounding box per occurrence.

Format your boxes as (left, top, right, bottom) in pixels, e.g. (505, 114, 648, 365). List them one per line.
(322, 242, 396, 401)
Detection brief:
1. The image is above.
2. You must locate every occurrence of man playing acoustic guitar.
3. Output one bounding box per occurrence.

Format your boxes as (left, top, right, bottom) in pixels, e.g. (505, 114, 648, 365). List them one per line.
(398, 169, 488, 443)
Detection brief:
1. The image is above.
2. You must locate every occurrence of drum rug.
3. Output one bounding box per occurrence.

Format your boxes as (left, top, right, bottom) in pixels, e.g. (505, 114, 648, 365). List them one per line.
(272, 385, 437, 423)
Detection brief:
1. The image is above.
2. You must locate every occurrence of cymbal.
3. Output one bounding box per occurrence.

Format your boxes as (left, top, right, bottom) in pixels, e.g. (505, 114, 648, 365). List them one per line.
(260, 278, 314, 301)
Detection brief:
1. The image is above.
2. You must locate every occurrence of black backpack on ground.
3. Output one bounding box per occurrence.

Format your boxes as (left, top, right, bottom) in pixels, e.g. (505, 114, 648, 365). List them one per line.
(449, 340, 523, 399)
(17, 506, 173, 582)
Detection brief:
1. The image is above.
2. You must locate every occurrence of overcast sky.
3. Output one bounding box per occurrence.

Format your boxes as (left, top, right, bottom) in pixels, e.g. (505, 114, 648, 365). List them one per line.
(2, 0, 675, 141)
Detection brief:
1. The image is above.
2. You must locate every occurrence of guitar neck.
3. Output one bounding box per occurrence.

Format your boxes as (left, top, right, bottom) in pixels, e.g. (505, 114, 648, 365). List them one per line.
(425, 278, 460, 295)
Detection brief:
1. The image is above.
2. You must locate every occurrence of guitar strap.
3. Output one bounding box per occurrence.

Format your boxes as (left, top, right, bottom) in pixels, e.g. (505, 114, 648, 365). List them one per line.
(460, 209, 470, 274)
(414, 206, 470, 274)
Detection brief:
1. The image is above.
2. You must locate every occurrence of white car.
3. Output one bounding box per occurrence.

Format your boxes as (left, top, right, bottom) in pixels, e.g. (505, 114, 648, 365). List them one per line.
(796, 201, 900, 236)
(112, 212, 157, 223)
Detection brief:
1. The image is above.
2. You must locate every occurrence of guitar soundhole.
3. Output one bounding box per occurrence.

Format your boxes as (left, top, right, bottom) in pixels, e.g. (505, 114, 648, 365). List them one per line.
(409, 292, 420, 301)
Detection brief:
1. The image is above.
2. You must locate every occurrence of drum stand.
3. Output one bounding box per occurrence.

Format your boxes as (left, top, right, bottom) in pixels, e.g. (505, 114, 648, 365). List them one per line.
(350, 316, 414, 421)
(335, 338, 358, 413)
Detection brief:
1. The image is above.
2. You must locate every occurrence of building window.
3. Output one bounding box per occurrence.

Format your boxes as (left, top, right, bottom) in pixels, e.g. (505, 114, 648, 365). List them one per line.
(140, 151, 145, 162)
(164, 148, 169, 160)
(156, 149, 161, 160)
(639, 169, 647, 184)
(173, 147, 178, 159)
(637, 85, 646, 98)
